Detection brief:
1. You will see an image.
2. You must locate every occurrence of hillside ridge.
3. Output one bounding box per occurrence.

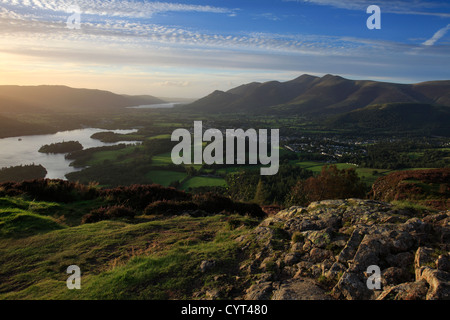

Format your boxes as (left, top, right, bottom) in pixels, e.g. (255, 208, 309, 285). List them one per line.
(184, 74, 450, 115)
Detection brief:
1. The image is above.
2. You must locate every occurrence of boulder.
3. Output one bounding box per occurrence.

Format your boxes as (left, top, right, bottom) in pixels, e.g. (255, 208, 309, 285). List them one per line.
(416, 266, 450, 300)
(332, 271, 373, 300)
(271, 278, 331, 300)
(437, 254, 450, 272)
(200, 260, 216, 273)
(244, 282, 274, 300)
(377, 280, 429, 300)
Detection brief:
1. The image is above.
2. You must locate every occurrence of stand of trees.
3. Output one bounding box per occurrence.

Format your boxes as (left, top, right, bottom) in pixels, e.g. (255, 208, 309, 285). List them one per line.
(39, 141, 83, 154)
(225, 164, 313, 205)
(287, 165, 367, 206)
(0, 164, 47, 183)
(344, 141, 450, 169)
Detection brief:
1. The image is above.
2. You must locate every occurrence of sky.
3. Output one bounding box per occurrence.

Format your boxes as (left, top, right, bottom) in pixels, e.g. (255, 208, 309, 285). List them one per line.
(0, 0, 449, 98)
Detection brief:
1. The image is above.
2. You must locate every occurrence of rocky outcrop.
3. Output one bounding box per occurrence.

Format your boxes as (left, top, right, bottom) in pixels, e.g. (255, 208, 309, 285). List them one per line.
(237, 199, 450, 300)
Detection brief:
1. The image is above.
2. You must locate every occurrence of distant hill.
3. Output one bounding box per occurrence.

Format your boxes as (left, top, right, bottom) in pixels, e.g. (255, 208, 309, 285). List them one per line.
(0, 114, 55, 138)
(327, 102, 450, 136)
(184, 74, 450, 115)
(0, 85, 165, 114)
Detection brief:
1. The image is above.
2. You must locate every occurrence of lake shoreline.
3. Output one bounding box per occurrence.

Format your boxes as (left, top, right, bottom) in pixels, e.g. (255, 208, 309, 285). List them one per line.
(0, 128, 140, 180)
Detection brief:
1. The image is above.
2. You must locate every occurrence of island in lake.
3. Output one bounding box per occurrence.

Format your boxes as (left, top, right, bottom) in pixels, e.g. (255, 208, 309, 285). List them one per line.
(38, 141, 83, 154)
(0, 164, 47, 182)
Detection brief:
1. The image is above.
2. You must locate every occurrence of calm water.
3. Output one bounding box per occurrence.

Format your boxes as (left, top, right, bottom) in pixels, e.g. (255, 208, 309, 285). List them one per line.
(127, 102, 183, 109)
(0, 128, 139, 179)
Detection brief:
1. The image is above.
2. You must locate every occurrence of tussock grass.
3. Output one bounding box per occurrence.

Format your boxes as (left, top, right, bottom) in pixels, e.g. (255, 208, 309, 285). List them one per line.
(0, 213, 256, 300)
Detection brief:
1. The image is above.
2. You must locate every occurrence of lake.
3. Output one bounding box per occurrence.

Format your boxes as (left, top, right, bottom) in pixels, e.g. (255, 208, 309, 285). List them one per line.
(127, 102, 184, 109)
(0, 128, 140, 180)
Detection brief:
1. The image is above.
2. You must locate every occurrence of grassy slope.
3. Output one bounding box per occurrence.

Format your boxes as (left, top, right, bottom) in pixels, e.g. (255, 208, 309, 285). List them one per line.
(0, 193, 257, 299)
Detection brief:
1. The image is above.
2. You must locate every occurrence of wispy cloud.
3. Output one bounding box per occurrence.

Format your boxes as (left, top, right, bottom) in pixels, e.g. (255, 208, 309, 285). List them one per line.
(1, 0, 449, 96)
(253, 13, 282, 21)
(0, 0, 237, 18)
(423, 24, 450, 46)
(284, 0, 450, 17)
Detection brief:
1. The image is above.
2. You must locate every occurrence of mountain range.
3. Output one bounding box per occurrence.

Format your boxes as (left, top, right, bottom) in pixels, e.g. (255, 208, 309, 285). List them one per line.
(183, 74, 450, 135)
(184, 74, 450, 115)
(0, 85, 165, 114)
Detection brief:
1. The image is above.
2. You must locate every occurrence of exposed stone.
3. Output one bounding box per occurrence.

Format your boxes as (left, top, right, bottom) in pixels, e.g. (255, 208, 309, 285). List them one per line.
(206, 289, 221, 300)
(377, 280, 429, 300)
(309, 264, 323, 278)
(200, 260, 216, 273)
(239, 199, 449, 300)
(294, 261, 314, 278)
(348, 233, 389, 273)
(386, 252, 414, 269)
(437, 254, 450, 272)
(321, 259, 334, 276)
(335, 228, 364, 264)
(271, 278, 331, 300)
(309, 248, 334, 263)
(304, 228, 333, 249)
(325, 261, 347, 279)
(381, 267, 413, 287)
(283, 252, 302, 266)
(414, 247, 436, 277)
(332, 271, 373, 300)
(416, 266, 450, 300)
(244, 282, 274, 300)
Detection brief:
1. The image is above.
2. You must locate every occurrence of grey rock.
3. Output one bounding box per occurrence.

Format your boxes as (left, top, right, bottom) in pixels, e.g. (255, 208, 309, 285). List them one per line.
(381, 267, 413, 287)
(308, 248, 334, 263)
(377, 280, 429, 300)
(349, 234, 389, 273)
(386, 252, 414, 269)
(414, 247, 436, 278)
(200, 260, 216, 273)
(332, 271, 373, 300)
(416, 266, 450, 300)
(437, 254, 450, 273)
(271, 278, 331, 300)
(325, 262, 347, 279)
(336, 228, 364, 264)
(284, 252, 302, 266)
(244, 282, 274, 300)
(241, 200, 450, 301)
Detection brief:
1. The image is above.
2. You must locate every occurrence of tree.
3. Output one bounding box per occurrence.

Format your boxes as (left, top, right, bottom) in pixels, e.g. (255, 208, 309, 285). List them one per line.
(288, 165, 367, 206)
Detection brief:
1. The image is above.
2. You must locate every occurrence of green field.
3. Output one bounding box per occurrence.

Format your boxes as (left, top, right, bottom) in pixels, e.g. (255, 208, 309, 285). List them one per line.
(290, 161, 392, 185)
(146, 170, 187, 187)
(147, 134, 172, 140)
(215, 166, 260, 175)
(151, 152, 174, 166)
(152, 152, 202, 170)
(86, 145, 141, 166)
(181, 176, 227, 190)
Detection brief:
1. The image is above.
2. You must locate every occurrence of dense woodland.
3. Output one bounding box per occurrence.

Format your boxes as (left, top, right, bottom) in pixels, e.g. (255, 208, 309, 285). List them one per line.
(0, 164, 47, 183)
(345, 141, 450, 169)
(38, 141, 83, 154)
